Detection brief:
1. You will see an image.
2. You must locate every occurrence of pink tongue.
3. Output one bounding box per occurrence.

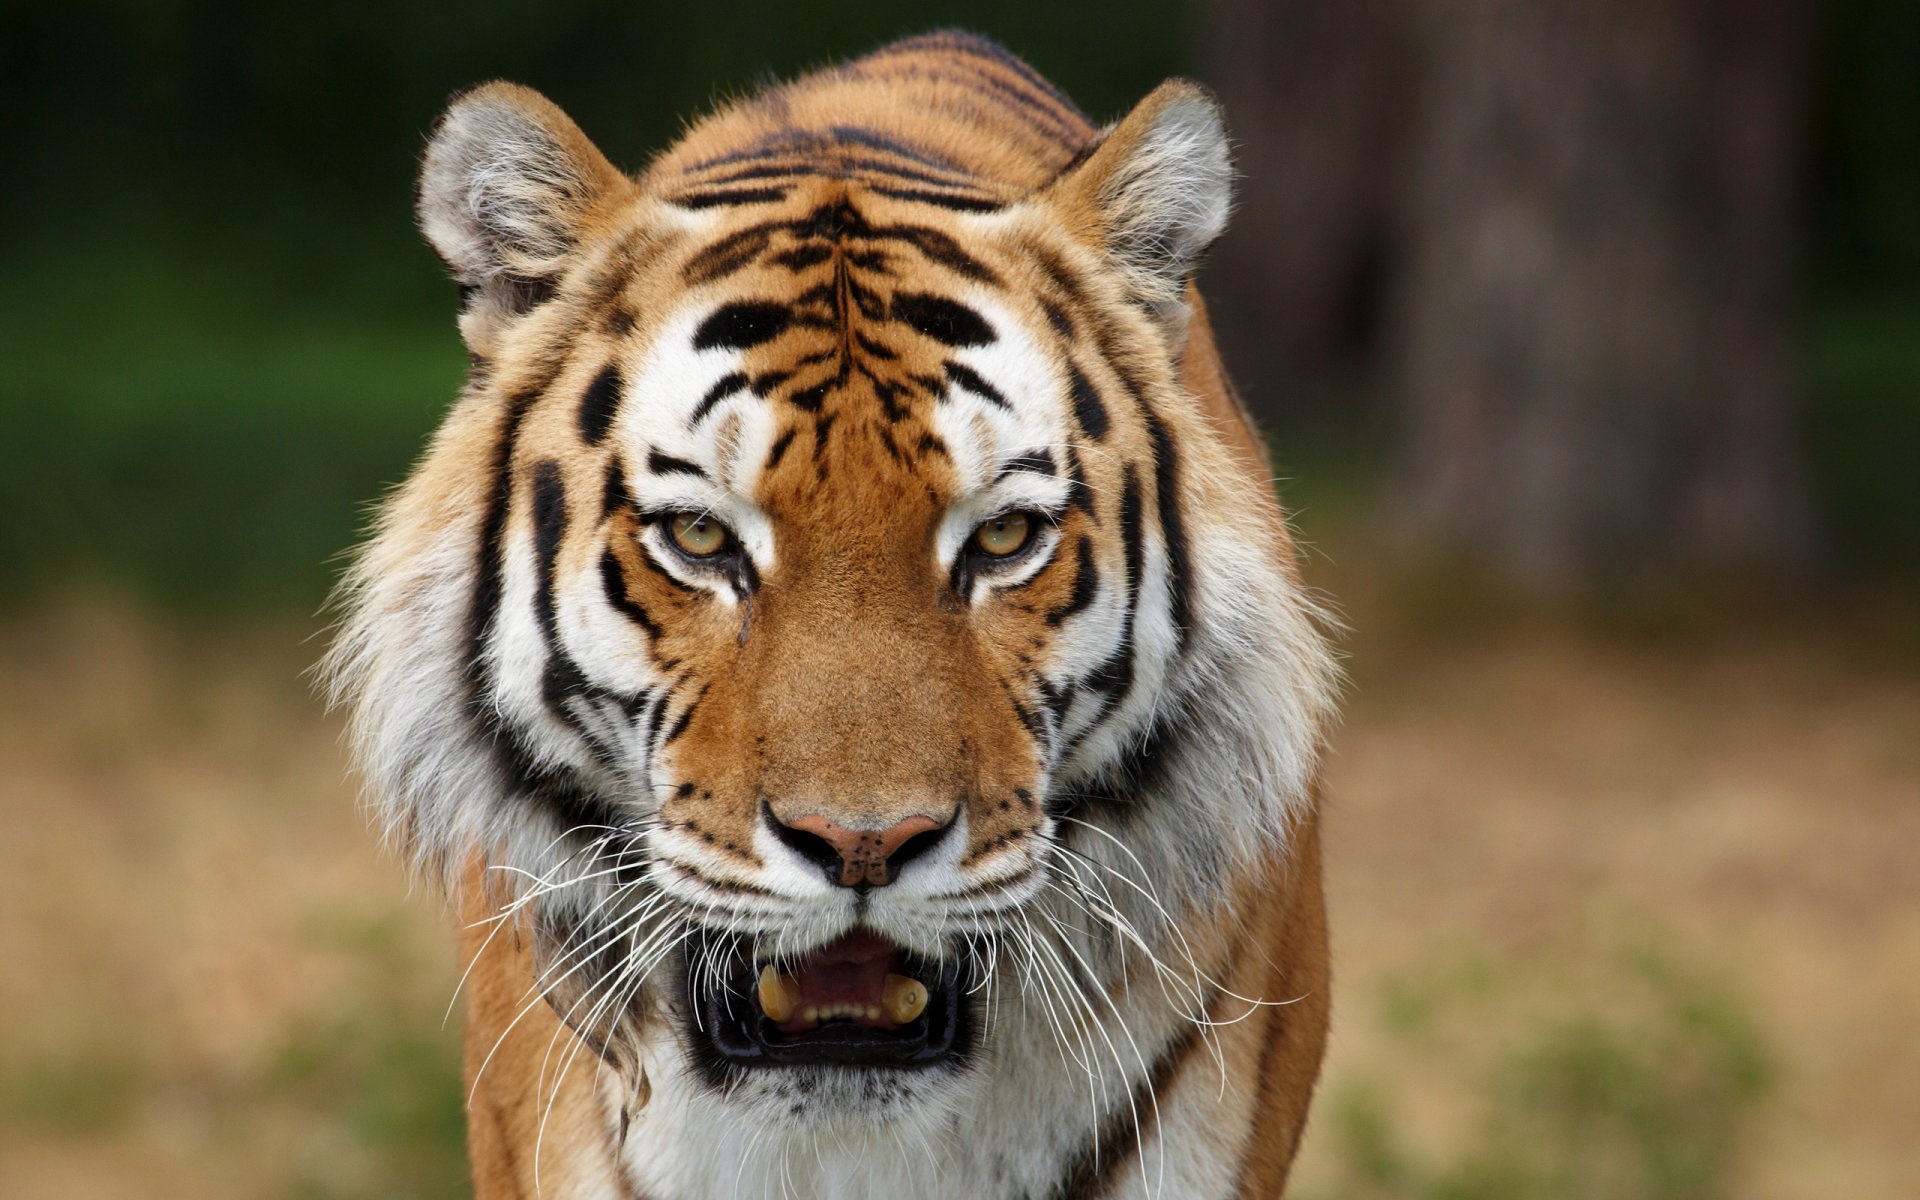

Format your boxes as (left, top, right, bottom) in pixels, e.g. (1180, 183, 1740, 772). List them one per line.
(776, 929, 904, 1033)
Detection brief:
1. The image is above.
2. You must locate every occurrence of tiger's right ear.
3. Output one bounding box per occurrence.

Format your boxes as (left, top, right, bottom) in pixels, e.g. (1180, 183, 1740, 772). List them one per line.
(417, 83, 628, 346)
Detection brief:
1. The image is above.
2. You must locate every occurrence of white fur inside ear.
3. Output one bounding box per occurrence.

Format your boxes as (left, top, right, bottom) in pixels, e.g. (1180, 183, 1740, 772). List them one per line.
(1097, 90, 1234, 310)
(418, 90, 602, 287)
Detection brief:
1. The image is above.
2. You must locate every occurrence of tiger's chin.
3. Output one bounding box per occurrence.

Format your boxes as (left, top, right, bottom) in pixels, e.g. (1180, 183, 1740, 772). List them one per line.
(673, 927, 980, 1125)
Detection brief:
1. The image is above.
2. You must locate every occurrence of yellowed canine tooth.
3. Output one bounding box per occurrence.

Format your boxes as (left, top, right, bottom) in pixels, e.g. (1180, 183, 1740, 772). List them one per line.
(757, 965, 799, 1023)
(883, 973, 929, 1024)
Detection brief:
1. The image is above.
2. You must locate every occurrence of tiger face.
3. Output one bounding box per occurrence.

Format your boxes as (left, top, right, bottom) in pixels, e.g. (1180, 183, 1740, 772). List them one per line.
(331, 41, 1336, 1150)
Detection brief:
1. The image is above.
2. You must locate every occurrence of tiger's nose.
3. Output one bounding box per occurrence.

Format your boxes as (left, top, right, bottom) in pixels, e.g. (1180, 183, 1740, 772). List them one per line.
(763, 804, 955, 889)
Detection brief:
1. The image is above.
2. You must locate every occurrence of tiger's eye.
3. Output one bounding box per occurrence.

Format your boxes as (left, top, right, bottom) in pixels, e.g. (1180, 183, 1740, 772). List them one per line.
(973, 512, 1032, 557)
(668, 512, 728, 557)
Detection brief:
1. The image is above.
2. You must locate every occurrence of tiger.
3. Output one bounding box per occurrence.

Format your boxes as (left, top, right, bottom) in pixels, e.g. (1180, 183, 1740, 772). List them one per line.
(326, 30, 1339, 1200)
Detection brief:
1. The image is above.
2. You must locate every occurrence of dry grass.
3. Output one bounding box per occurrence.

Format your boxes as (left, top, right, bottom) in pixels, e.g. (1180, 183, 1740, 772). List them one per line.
(0, 580, 1913, 1197)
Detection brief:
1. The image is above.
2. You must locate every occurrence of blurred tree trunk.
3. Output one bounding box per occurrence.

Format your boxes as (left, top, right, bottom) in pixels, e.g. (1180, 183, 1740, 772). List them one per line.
(1200, 0, 1413, 426)
(1389, 0, 1815, 581)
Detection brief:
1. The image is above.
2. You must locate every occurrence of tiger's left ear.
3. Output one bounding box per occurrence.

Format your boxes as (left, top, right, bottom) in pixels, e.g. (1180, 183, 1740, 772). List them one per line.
(1046, 81, 1234, 338)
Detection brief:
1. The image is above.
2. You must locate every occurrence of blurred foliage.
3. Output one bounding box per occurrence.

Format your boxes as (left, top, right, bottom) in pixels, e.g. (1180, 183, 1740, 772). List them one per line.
(0, 1048, 148, 1138)
(1306, 943, 1773, 1200)
(0, 0, 1915, 613)
(0, 902, 465, 1197)
(266, 911, 466, 1200)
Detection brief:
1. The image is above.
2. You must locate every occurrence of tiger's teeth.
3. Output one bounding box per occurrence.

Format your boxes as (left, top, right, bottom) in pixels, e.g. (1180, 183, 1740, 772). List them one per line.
(883, 973, 929, 1023)
(757, 965, 799, 1023)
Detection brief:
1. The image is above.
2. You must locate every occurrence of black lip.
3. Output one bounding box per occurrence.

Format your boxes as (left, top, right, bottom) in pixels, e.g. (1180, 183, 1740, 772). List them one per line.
(685, 937, 972, 1070)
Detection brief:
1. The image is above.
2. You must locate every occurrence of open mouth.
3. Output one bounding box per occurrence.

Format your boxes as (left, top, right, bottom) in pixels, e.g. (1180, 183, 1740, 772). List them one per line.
(688, 928, 971, 1069)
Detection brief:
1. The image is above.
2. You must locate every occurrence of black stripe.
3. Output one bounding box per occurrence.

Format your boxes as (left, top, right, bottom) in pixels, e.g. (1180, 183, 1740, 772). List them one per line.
(824, 124, 967, 172)
(689, 372, 749, 427)
(1045, 536, 1099, 626)
(765, 428, 796, 471)
(661, 685, 705, 747)
(1050, 715, 1178, 822)
(637, 541, 697, 593)
(682, 228, 776, 285)
(789, 380, 833, 412)
(530, 460, 567, 628)
(1065, 446, 1094, 516)
(1068, 365, 1110, 441)
(679, 209, 998, 289)
(464, 387, 546, 791)
(890, 225, 998, 283)
(460, 385, 622, 829)
(944, 361, 1009, 409)
(892, 293, 996, 347)
(833, 155, 996, 192)
(601, 460, 634, 520)
(530, 462, 635, 774)
(466, 387, 538, 692)
(1041, 300, 1075, 339)
(530, 463, 580, 661)
(672, 187, 789, 209)
(577, 364, 623, 446)
(869, 186, 1005, 213)
(881, 52, 1086, 150)
(698, 162, 812, 186)
(752, 369, 796, 397)
(1143, 406, 1194, 652)
(908, 31, 1091, 125)
(771, 244, 834, 271)
(1083, 467, 1144, 709)
(1038, 676, 1074, 730)
(1007, 685, 1049, 748)
(646, 450, 708, 479)
(642, 690, 672, 748)
(811, 413, 838, 468)
(599, 549, 661, 640)
(999, 449, 1058, 480)
(692, 302, 793, 351)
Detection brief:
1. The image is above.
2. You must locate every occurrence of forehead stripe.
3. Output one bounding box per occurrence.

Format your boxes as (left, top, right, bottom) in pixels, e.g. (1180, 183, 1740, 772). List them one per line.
(672, 187, 791, 210)
(870, 186, 1005, 213)
(890, 293, 996, 346)
(944, 361, 1009, 410)
(998, 449, 1057, 480)
(688, 371, 749, 428)
(693, 302, 792, 351)
(646, 450, 708, 480)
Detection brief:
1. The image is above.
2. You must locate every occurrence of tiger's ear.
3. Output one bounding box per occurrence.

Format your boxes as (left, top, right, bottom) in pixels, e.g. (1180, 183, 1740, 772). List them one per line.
(417, 83, 628, 345)
(1047, 81, 1233, 337)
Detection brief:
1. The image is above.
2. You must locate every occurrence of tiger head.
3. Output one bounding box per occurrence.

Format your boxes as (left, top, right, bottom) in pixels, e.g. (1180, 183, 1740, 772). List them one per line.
(330, 41, 1335, 1138)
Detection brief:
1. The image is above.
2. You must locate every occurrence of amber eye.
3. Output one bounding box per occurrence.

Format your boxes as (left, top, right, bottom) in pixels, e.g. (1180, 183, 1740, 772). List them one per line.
(667, 512, 730, 557)
(972, 511, 1034, 558)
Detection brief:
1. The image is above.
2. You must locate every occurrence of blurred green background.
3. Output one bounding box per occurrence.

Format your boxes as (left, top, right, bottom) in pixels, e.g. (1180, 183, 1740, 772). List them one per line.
(1, 2, 1915, 1198)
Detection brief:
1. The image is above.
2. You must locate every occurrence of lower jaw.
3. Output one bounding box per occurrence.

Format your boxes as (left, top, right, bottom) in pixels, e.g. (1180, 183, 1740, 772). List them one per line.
(680, 936, 974, 1073)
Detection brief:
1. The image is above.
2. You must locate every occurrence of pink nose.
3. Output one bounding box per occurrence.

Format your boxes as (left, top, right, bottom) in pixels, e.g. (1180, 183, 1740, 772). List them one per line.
(768, 810, 954, 888)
